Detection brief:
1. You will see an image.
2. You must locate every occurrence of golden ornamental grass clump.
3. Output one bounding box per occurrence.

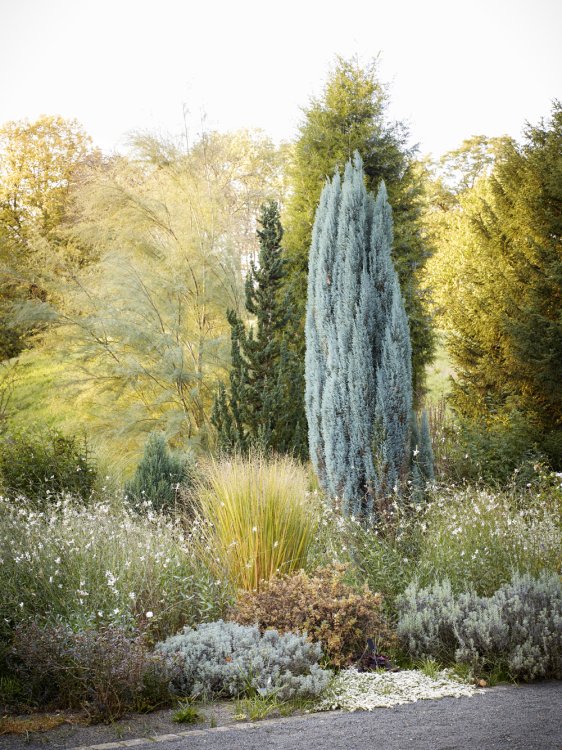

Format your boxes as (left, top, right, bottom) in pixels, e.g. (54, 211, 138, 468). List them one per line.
(194, 454, 317, 591)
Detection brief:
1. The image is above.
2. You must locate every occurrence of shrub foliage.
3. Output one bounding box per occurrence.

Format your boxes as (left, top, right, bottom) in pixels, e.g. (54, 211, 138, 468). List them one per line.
(232, 566, 395, 667)
(0, 496, 230, 646)
(125, 433, 190, 513)
(0, 427, 96, 503)
(398, 572, 562, 681)
(10, 624, 172, 720)
(156, 620, 331, 701)
(414, 486, 561, 596)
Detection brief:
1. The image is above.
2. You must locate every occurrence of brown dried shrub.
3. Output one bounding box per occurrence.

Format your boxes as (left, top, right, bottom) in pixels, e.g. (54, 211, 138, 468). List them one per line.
(10, 624, 173, 722)
(231, 565, 396, 668)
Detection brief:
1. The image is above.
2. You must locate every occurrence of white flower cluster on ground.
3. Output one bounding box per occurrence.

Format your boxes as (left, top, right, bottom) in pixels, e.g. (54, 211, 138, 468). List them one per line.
(314, 669, 478, 712)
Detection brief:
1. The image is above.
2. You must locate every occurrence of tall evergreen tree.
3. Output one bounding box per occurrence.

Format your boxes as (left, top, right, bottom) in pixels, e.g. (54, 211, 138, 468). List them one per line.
(212, 202, 306, 457)
(285, 56, 434, 401)
(374, 272, 413, 495)
(306, 154, 413, 517)
(440, 103, 562, 464)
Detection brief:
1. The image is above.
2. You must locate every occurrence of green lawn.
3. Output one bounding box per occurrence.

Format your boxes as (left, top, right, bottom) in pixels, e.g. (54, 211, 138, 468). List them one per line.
(8, 349, 75, 431)
(424, 332, 454, 402)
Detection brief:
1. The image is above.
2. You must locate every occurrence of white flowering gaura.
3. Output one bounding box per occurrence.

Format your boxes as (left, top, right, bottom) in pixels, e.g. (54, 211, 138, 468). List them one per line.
(0, 494, 229, 636)
(314, 669, 478, 712)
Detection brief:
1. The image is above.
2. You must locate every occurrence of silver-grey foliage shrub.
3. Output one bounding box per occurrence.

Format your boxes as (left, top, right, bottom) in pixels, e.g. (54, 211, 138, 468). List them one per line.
(398, 572, 562, 680)
(156, 620, 331, 700)
(305, 153, 412, 516)
(397, 578, 461, 663)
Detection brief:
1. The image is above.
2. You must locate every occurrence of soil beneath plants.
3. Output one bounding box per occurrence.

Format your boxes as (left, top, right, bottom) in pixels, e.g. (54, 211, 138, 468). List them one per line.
(1, 681, 561, 750)
(0, 702, 237, 748)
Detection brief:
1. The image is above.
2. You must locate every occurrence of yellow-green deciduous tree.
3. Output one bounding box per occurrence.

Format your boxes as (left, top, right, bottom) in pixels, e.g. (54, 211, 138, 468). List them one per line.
(51, 130, 285, 455)
(0, 115, 96, 358)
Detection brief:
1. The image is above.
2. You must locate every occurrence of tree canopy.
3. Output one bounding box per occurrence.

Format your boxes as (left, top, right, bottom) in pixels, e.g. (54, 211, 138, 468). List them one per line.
(212, 201, 306, 456)
(425, 102, 562, 464)
(0, 115, 97, 358)
(37, 130, 286, 456)
(284, 56, 434, 398)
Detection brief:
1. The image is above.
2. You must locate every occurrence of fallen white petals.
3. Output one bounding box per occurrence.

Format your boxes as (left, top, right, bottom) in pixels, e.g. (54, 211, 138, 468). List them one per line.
(314, 669, 478, 712)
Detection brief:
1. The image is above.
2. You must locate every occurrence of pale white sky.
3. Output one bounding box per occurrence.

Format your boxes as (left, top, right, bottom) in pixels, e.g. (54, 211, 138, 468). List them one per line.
(0, 0, 560, 157)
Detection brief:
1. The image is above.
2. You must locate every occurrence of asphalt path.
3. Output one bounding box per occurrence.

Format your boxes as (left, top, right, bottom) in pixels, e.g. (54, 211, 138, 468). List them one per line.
(146, 681, 562, 750)
(3, 681, 561, 750)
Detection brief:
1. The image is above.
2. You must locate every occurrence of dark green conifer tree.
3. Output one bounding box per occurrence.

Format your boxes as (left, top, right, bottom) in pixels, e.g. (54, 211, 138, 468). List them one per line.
(285, 56, 434, 402)
(446, 102, 562, 465)
(212, 202, 306, 457)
